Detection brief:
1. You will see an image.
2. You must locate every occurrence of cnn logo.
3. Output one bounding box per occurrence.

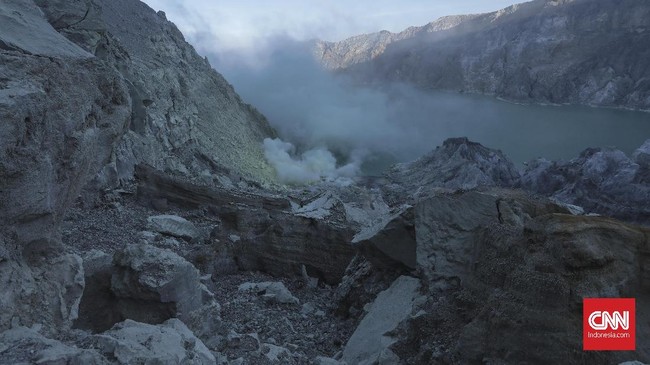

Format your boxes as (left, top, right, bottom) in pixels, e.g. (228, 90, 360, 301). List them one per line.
(587, 310, 629, 330)
(583, 298, 635, 351)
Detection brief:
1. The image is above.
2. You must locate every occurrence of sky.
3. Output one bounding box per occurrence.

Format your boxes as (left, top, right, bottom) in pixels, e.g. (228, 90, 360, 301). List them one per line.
(142, 0, 519, 65)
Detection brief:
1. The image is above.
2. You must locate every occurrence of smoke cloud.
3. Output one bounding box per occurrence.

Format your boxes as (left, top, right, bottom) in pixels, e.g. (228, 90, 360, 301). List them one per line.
(211, 39, 454, 178)
(263, 138, 362, 185)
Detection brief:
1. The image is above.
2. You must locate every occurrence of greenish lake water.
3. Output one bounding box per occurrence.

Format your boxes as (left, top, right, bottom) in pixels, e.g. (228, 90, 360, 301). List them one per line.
(361, 91, 650, 173)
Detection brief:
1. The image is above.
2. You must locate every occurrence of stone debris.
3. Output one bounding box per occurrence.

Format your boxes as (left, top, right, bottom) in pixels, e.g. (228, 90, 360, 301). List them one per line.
(238, 282, 300, 305)
(342, 276, 421, 365)
(147, 214, 200, 241)
(94, 319, 216, 365)
(0, 326, 105, 364)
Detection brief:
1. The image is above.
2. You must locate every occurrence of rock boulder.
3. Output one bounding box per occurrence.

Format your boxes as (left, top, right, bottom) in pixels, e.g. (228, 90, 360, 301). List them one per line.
(94, 319, 215, 365)
(146, 214, 200, 241)
(111, 244, 215, 324)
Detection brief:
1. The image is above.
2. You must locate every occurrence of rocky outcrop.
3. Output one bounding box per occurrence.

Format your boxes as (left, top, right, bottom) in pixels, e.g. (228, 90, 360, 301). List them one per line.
(0, 0, 281, 338)
(93, 319, 216, 365)
(135, 164, 290, 212)
(75, 245, 215, 333)
(520, 140, 650, 225)
(342, 275, 421, 365)
(316, 0, 650, 110)
(134, 163, 355, 284)
(101, 0, 277, 185)
(110, 244, 215, 324)
(0, 0, 130, 334)
(382, 137, 650, 226)
(384, 137, 520, 202)
(352, 206, 416, 270)
(314, 14, 479, 70)
(0, 326, 106, 364)
(225, 204, 356, 285)
(147, 214, 201, 241)
(238, 282, 300, 305)
(339, 188, 650, 364)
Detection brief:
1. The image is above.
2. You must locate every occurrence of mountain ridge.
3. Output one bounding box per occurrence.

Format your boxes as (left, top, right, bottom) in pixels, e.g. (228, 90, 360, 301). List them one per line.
(314, 0, 650, 110)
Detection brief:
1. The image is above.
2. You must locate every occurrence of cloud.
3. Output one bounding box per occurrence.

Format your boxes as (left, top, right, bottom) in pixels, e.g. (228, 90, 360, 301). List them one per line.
(263, 138, 362, 185)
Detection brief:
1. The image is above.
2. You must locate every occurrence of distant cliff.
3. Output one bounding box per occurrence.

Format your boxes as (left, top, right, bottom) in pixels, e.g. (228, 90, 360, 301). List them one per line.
(314, 0, 650, 110)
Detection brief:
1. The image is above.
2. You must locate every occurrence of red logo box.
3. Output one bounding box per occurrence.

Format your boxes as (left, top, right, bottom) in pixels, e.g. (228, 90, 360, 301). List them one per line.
(583, 298, 635, 351)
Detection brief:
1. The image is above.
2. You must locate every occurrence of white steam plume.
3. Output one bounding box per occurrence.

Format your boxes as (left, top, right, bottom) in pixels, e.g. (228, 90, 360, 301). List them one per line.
(263, 138, 363, 185)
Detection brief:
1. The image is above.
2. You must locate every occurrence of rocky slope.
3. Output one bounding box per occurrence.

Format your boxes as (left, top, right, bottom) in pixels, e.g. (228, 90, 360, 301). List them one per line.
(1, 0, 649, 364)
(0, 0, 275, 353)
(315, 0, 650, 110)
(36, 0, 278, 188)
(0, 0, 131, 335)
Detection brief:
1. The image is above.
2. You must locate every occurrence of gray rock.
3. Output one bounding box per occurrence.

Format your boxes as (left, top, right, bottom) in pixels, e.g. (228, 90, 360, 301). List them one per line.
(352, 205, 416, 270)
(520, 141, 650, 225)
(379, 192, 650, 364)
(333, 255, 401, 321)
(94, 318, 216, 365)
(111, 244, 215, 324)
(139, 230, 159, 244)
(416, 191, 501, 287)
(147, 214, 200, 241)
(342, 276, 421, 365)
(0, 251, 86, 336)
(227, 205, 355, 285)
(0, 0, 92, 58)
(301, 264, 319, 289)
(300, 303, 316, 315)
(238, 282, 299, 305)
(292, 191, 341, 220)
(633, 139, 650, 165)
(134, 165, 354, 284)
(315, 357, 348, 365)
(224, 330, 260, 358)
(184, 303, 225, 351)
(260, 343, 293, 363)
(384, 137, 520, 201)
(415, 189, 568, 287)
(0, 0, 130, 334)
(89, 0, 277, 185)
(0, 326, 106, 365)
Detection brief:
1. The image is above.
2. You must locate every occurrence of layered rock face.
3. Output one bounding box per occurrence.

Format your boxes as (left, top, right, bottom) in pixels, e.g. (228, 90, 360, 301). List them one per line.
(315, 0, 650, 110)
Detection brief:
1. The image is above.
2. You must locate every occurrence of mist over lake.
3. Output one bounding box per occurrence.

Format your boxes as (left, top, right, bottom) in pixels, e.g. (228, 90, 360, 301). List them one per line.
(214, 42, 650, 175)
